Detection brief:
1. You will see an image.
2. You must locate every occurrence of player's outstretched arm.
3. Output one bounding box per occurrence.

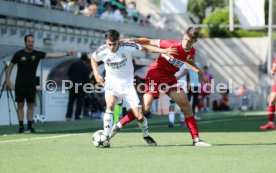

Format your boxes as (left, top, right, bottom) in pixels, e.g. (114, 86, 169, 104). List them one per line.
(141, 45, 178, 56)
(90, 56, 104, 86)
(175, 69, 188, 80)
(122, 38, 159, 47)
(185, 60, 208, 83)
(45, 51, 74, 59)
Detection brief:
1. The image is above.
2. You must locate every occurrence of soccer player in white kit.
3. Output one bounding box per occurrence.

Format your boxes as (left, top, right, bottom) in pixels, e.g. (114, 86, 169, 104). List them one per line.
(90, 30, 177, 146)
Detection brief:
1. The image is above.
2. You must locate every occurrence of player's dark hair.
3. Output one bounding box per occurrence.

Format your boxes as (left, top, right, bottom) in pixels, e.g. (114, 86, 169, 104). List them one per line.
(105, 30, 120, 42)
(203, 65, 209, 70)
(24, 34, 34, 42)
(184, 27, 200, 41)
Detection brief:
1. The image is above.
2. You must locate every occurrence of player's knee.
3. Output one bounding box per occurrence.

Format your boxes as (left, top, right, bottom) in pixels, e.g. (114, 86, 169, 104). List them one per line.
(18, 102, 24, 109)
(137, 115, 144, 122)
(269, 97, 276, 105)
(143, 105, 150, 113)
(106, 104, 115, 112)
(27, 103, 34, 108)
(180, 106, 192, 115)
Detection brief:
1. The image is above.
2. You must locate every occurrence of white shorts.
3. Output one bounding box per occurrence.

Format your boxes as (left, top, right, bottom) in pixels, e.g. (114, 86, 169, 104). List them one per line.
(104, 84, 141, 110)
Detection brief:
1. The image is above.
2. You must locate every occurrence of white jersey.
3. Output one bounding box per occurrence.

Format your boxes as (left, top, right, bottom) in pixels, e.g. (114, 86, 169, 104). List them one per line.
(92, 41, 142, 85)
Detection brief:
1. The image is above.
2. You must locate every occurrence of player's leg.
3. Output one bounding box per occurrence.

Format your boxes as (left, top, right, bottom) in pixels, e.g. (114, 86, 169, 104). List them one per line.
(168, 100, 176, 127)
(15, 86, 25, 133)
(26, 102, 35, 133)
(168, 89, 211, 146)
(104, 95, 118, 135)
(17, 102, 25, 133)
(259, 92, 276, 130)
(110, 87, 157, 146)
(66, 88, 76, 121)
(205, 95, 210, 112)
(130, 106, 157, 146)
(111, 84, 156, 131)
(75, 88, 85, 120)
(26, 87, 36, 133)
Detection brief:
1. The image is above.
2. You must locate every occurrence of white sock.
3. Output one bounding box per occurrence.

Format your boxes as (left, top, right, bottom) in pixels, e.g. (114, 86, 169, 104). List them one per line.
(179, 112, 185, 122)
(169, 112, 175, 124)
(103, 111, 113, 135)
(138, 117, 149, 137)
(117, 122, 122, 128)
(269, 121, 275, 125)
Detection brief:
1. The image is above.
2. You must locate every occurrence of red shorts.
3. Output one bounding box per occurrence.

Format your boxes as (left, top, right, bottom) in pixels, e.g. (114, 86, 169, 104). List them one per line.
(145, 72, 182, 99)
(272, 79, 276, 92)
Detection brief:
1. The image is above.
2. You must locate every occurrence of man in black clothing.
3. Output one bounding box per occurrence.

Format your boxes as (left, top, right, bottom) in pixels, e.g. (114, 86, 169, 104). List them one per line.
(5, 34, 74, 133)
(66, 53, 91, 120)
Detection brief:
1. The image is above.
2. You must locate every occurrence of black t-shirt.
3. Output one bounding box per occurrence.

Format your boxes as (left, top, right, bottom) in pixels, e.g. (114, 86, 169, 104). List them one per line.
(67, 60, 90, 84)
(11, 49, 46, 87)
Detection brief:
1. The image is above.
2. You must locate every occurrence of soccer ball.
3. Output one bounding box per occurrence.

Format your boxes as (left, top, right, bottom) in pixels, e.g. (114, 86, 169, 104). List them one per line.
(34, 114, 41, 123)
(40, 115, 46, 124)
(34, 114, 46, 124)
(92, 130, 110, 148)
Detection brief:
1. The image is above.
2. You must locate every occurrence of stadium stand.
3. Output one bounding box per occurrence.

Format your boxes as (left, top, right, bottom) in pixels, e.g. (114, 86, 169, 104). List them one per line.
(0, 0, 270, 125)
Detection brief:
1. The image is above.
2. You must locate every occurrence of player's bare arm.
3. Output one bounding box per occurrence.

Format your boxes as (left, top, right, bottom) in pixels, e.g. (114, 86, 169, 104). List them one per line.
(5, 63, 15, 88)
(175, 69, 188, 80)
(45, 51, 74, 58)
(142, 45, 178, 56)
(185, 60, 208, 83)
(90, 56, 104, 86)
(121, 38, 159, 47)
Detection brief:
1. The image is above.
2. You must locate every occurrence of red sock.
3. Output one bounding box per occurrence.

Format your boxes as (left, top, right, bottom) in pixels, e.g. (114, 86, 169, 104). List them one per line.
(185, 116, 199, 139)
(267, 105, 275, 122)
(120, 111, 136, 126)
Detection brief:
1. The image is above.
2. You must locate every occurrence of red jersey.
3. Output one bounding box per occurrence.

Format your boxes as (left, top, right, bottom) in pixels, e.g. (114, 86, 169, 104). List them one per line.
(147, 40, 195, 78)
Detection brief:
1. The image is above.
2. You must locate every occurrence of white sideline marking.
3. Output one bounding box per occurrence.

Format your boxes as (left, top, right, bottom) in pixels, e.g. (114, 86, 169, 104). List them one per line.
(0, 116, 262, 143)
(0, 133, 86, 144)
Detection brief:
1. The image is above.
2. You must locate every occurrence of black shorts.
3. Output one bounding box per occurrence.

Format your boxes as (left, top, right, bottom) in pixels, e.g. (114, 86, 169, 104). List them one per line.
(15, 86, 36, 103)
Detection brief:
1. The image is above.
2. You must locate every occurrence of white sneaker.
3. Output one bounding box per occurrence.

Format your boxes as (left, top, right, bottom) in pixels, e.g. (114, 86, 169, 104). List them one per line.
(109, 124, 120, 138)
(193, 139, 212, 147)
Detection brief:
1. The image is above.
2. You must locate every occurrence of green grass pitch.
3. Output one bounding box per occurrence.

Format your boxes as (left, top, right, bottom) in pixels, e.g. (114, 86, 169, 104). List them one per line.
(1, 111, 276, 173)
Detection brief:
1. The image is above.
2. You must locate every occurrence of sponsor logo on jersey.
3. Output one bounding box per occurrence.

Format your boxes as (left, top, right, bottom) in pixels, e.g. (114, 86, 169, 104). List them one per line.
(161, 54, 185, 68)
(31, 56, 36, 61)
(107, 59, 127, 69)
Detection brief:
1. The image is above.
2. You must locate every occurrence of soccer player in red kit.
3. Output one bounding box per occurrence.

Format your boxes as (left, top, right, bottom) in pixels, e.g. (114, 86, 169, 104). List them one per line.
(110, 27, 211, 146)
(259, 57, 276, 130)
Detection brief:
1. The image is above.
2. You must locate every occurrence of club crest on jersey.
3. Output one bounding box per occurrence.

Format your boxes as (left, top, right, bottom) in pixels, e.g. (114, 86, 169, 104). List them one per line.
(31, 56, 36, 61)
(21, 57, 27, 61)
(161, 54, 184, 68)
